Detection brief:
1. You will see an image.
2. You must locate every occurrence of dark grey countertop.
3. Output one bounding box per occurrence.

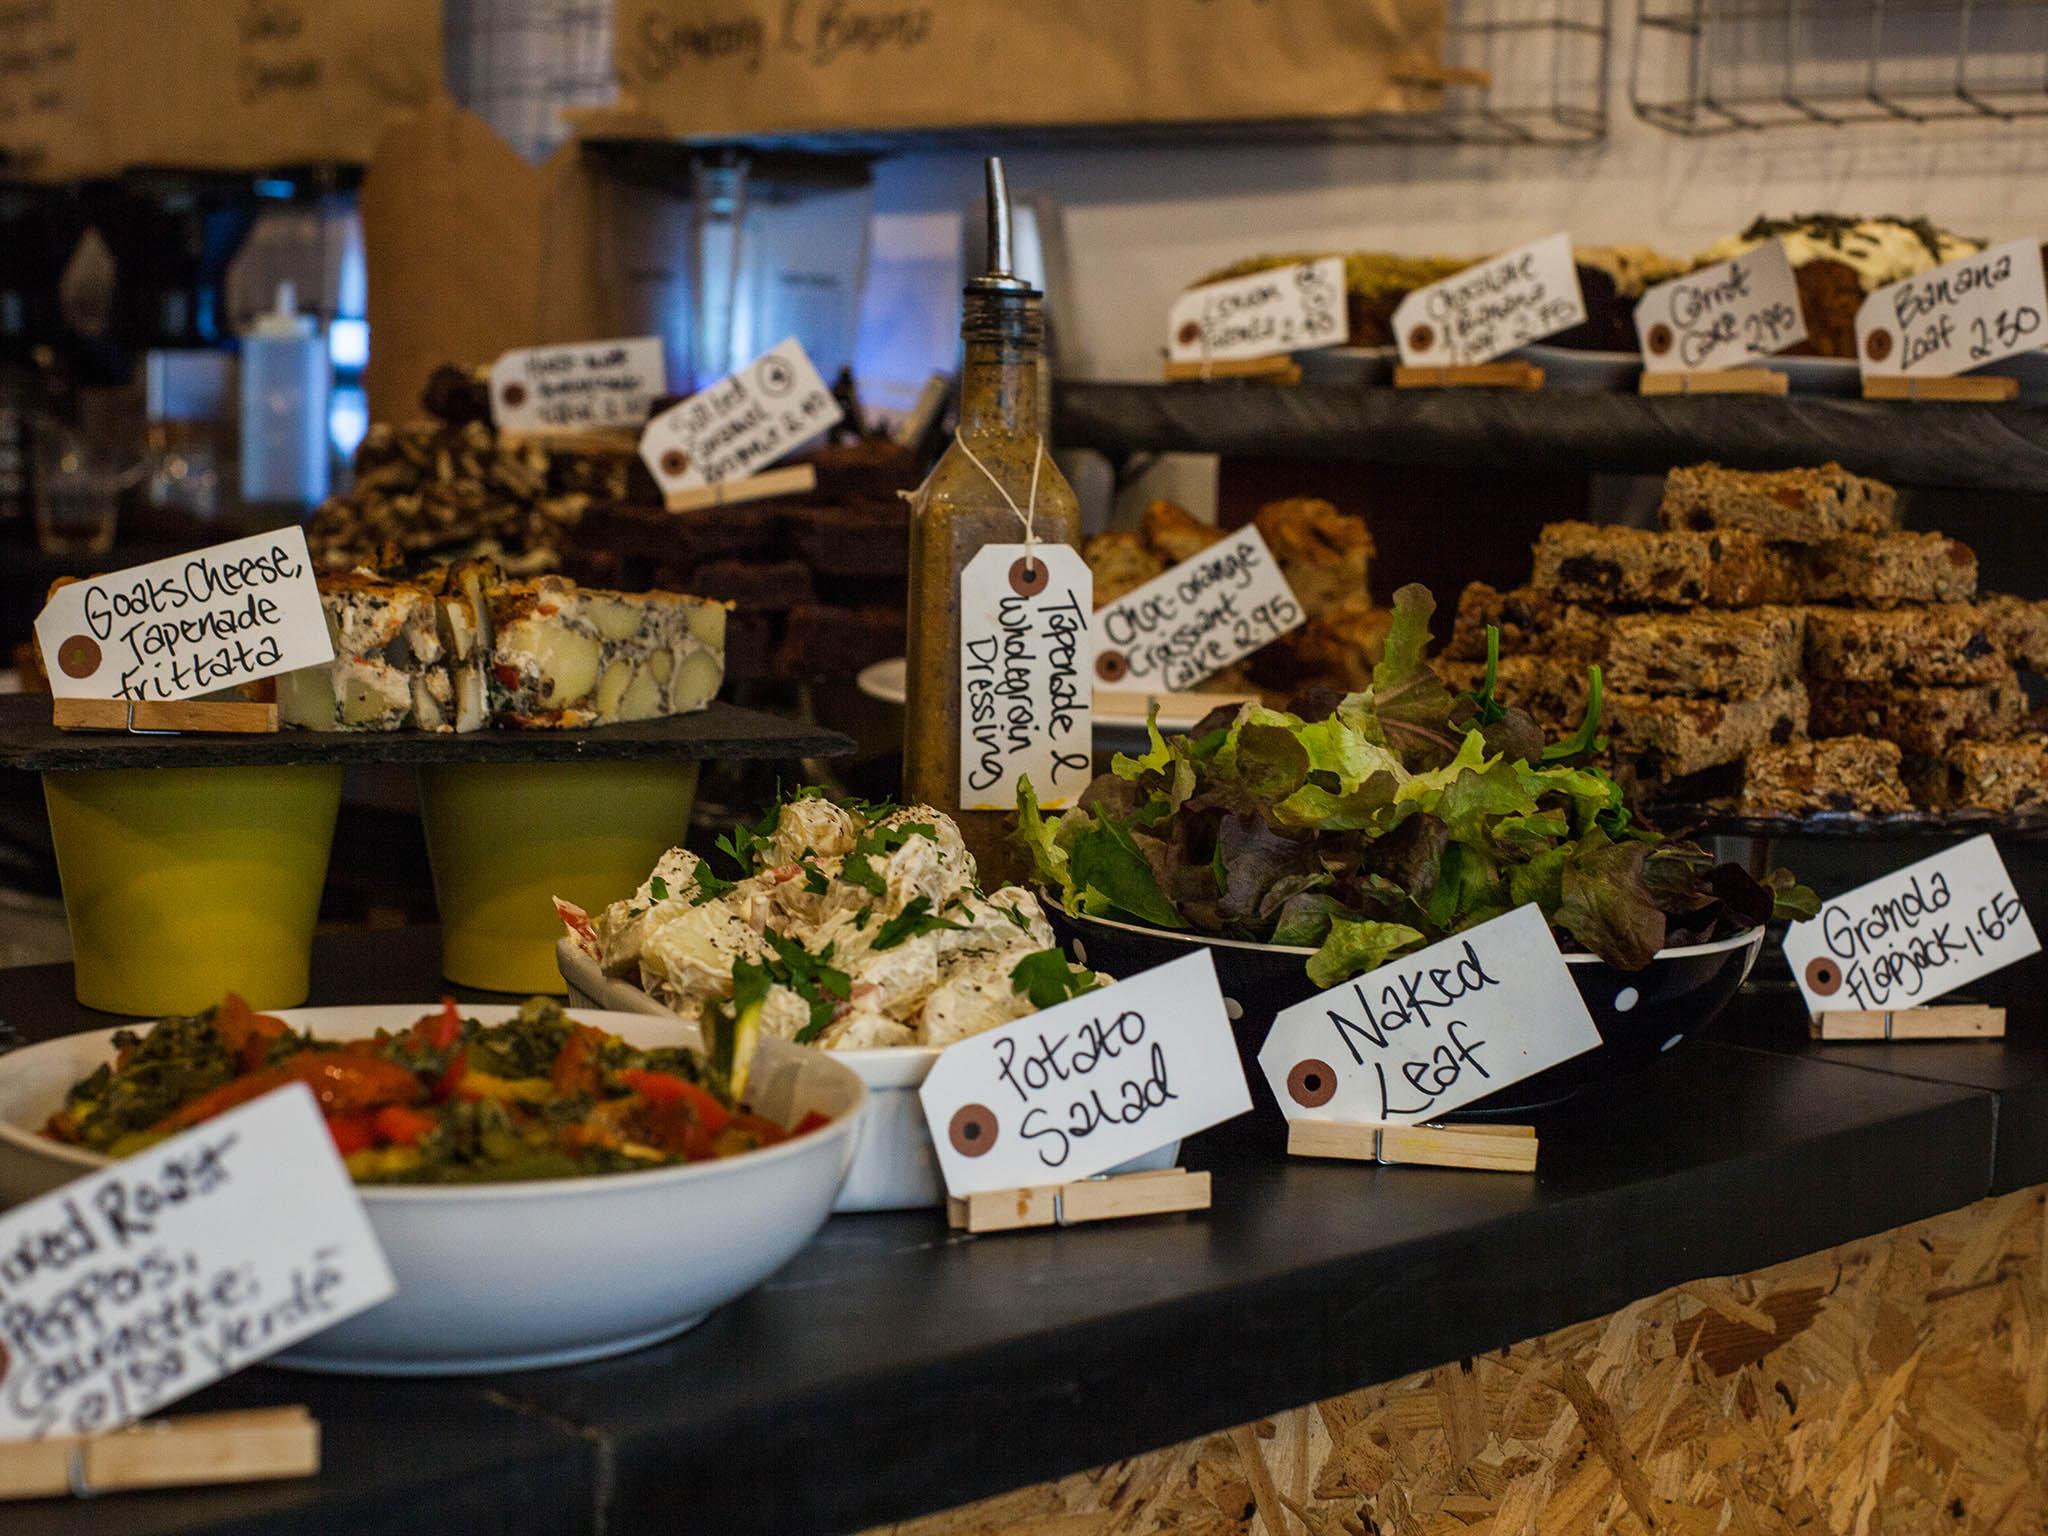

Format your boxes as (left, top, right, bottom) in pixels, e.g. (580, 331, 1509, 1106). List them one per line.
(0, 927, 2035, 1536)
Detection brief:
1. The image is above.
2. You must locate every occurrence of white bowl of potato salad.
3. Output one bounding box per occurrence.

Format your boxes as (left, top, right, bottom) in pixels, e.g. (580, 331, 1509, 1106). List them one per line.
(557, 791, 1178, 1210)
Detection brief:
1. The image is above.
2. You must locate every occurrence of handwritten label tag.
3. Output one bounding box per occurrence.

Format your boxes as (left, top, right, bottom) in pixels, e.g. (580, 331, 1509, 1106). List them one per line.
(1166, 258, 1347, 364)
(1636, 240, 1806, 372)
(918, 951, 1251, 1198)
(1783, 835, 2038, 1016)
(489, 337, 665, 432)
(0, 1085, 394, 1440)
(1394, 234, 1586, 367)
(1258, 905, 1601, 1128)
(1094, 525, 1304, 692)
(34, 527, 332, 702)
(1856, 240, 2048, 378)
(639, 337, 843, 493)
(958, 543, 1092, 812)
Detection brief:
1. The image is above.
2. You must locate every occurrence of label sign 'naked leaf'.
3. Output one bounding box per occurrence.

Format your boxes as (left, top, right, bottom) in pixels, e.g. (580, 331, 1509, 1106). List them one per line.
(0, 1086, 394, 1441)
(918, 951, 1251, 1198)
(1394, 234, 1586, 368)
(1782, 834, 2039, 1017)
(1258, 905, 1602, 1128)
(34, 528, 332, 703)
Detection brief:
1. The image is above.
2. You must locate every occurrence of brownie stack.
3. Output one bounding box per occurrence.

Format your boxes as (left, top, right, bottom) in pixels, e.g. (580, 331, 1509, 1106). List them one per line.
(1449, 461, 2048, 816)
(564, 439, 919, 687)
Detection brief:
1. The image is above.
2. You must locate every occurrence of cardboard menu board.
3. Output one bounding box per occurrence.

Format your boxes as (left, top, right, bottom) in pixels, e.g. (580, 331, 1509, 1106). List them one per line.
(0, 0, 439, 181)
(614, 0, 1447, 137)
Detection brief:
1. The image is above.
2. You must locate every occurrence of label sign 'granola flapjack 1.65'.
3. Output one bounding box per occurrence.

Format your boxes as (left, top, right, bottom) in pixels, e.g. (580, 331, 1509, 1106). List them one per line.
(1782, 834, 2039, 1017)
(1258, 905, 1602, 1127)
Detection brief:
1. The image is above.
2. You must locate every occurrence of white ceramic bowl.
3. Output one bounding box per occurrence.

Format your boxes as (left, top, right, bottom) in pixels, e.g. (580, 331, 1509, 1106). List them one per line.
(558, 940, 1178, 1211)
(0, 1005, 864, 1375)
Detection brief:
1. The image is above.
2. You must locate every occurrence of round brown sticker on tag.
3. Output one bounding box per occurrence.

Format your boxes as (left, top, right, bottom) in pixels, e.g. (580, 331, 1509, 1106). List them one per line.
(1407, 323, 1436, 354)
(1009, 558, 1048, 597)
(660, 449, 689, 478)
(57, 635, 101, 679)
(1803, 957, 1843, 997)
(1646, 323, 1673, 357)
(949, 1104, 999, 1157)
(500, 382, 527, 410)
(1095, 650, 1128, 683)
(1864, 329, 1893, 363)
(1287, 1058, 1338, 1109)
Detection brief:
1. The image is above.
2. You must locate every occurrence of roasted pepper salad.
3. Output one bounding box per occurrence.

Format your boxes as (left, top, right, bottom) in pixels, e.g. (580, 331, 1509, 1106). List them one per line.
(44, 994, 822, 1183)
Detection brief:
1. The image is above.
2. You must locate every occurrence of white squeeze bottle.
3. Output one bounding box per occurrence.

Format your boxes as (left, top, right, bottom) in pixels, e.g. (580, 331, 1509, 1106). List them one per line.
(238, 280, 330, 514)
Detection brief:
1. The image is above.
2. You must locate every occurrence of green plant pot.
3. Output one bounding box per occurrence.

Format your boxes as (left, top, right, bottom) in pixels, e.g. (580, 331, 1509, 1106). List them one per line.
(419, 760, 700, 993)
(43, 765, 344, 1015)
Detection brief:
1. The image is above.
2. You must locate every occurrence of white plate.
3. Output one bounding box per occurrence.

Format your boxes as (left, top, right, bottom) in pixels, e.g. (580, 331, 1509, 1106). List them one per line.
(857, 656, 1252, 737)
(0, 1005, 864, 1375)
(558, 939, 1179, 1211)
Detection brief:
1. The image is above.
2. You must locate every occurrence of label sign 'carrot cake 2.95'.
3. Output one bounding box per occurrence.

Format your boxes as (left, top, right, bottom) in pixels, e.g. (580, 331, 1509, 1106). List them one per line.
(0, 1085, 393, 1440)
(1782, 834, 2039, 1017)
(918, 951, 1251, 1198)
(1635, 240, 1807, 373)
(1258, 904, 1602, 1127)
(1855, 239, 2047, 380)
(34, 527, 333, 703)
(956, 544, 1093, 812)
(1394, 234, 1586, 368)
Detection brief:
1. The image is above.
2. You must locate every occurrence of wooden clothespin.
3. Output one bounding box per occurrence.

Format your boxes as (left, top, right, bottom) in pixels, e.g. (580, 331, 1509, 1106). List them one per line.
(495, 427, 641, 454)
(1160, 354, 1303, 385)
(0, 1407, 319, 1502)
(52, 698, 280, 735)
(1393, 361, 1545, 391)
(1639, 368, 1788, 397)
(663, 462, 817, 514)
(945, 1167, 1210, 1234)
(1287, 1120, 1538, 1173)
(1862, 375, 2018, 403)
(1810, 1005, 2006, 1042)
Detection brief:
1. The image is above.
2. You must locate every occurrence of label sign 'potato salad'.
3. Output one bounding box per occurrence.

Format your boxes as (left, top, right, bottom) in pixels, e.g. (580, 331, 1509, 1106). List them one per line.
(639, 337, 844, 493)
(1394, 234, 1586, 368)
(34, 527, 332, 702)
(1855, 239, 2048, 379)
(1093, 525, 1303, 692)
(1165, 257, 1347, 365)
(919, 951, 1252, 1197)
(1782, 835, 2038, 1017)
(0, 1085, 394, 1440)
(488, 336, 666, 433)
(1635, 240, 1806, 372)
(957, 543, 1092, 812)
(1258, 905, 1602, 1127)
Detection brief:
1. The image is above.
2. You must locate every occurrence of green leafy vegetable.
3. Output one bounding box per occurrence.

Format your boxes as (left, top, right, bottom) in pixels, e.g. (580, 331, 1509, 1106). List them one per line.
(648, 875, 670, 902)
(1307, 918, 1428, 989)
(1010, 948, 1101, 1009)
(691, 864, 735, 904)
(871, 897, 967, 951)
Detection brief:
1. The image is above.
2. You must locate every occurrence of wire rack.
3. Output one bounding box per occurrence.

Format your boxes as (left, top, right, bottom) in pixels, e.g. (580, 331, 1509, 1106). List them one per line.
(1633, 0, 2048, 133)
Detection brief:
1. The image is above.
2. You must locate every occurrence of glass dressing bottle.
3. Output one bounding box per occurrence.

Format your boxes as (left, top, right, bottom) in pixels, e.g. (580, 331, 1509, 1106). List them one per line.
(903, 159, 1080, 886)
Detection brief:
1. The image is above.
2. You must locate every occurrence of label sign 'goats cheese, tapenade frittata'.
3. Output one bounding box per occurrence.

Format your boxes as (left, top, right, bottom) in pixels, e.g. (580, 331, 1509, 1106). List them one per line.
(0, 1085, 393, 1440)
(1258, 904, 1602, 1128)
(35, 528, 333, 702)
(957, 543, 1093, 812)
(918, 950, 1250, 1197)
(1782, 834, 2038, 1017)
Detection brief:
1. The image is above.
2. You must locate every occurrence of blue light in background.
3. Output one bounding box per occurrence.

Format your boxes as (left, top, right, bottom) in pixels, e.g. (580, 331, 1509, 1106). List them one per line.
(328, 317, 370, 371)
(330, 384, 369, 460)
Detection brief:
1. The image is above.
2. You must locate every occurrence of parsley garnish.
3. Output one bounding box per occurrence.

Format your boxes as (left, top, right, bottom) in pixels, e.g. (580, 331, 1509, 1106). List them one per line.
(994, 901, 1031, 931)
(842, 819, 937, 895)
(801, 861, 829, 895)
(871, 897, 967, 951)
(692, 864, 736, 904)
(854, 903, 873, 930)
(763, 932, 852, 1042)
(1010, 948, 1100, 1009)
(715, 801, 782, 872)
(648, 875, 670, 902)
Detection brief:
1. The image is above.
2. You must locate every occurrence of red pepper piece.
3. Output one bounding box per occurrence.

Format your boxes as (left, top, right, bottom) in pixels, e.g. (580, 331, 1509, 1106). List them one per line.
(327, 1113, 378, 1157)
(431, 1047, 467, 1103)
(373, 1105, 436, 1146)
(791, 1110, 831, 1137)
(619, 1069, 731, 1133)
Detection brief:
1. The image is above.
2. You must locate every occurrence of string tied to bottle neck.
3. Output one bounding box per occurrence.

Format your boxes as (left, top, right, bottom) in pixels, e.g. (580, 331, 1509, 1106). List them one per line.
(953, 429, 1046, 575)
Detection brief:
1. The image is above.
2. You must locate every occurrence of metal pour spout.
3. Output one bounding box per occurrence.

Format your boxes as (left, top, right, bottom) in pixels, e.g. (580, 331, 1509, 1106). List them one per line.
(970, 156, 1030, 294)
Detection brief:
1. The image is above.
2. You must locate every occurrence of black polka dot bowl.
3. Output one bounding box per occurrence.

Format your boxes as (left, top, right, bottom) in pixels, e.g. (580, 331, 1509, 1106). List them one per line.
(1044, 902, 1766, 1118)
